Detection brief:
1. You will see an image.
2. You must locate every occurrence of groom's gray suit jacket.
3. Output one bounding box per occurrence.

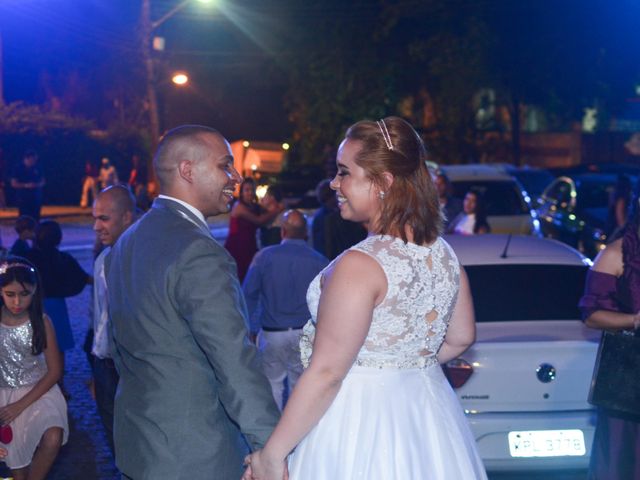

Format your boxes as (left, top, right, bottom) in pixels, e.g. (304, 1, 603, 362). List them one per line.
(105, 197, 279, 480)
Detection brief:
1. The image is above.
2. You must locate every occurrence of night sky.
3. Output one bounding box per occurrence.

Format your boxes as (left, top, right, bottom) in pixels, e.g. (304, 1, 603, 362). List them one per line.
(0, 0, 292, 141)
(1, 0, 640, 144)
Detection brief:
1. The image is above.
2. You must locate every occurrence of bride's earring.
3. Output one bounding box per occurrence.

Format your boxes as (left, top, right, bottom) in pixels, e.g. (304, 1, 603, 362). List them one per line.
(378, 191, 385, 200)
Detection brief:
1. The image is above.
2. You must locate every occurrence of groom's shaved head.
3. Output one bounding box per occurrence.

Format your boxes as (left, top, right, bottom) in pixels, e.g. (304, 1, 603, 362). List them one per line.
(153, 125, 223, 190)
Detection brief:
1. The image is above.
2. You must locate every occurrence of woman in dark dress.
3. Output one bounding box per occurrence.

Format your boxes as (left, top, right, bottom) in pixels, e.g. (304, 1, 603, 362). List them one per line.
(579, 183, 640, 480)
(25, 221, 92, 352)
(224, 178, 282, 282)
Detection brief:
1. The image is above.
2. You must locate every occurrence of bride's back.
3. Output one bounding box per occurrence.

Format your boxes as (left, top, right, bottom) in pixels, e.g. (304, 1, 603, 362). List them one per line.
(304, 234, 460, 370)
(351, 234, 460, 368)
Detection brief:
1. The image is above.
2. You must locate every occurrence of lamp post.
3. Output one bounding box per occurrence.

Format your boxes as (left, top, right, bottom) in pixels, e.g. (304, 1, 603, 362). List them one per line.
(140, 0, 213, 192)
(0, 29, 4, 106)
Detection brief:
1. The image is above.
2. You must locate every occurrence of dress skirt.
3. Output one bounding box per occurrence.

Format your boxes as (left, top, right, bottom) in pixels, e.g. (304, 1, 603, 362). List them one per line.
(288, 364, 487, 479)
(0, 384, 69, 469)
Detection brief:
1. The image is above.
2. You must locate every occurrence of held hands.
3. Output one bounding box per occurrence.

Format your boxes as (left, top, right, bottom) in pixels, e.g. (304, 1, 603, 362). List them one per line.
(241, 450, 288, 480)
(0, 401, 24, 426)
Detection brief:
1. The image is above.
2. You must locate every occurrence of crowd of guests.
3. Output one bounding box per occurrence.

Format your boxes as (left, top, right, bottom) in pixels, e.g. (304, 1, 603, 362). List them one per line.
(80, 155, 149, 212)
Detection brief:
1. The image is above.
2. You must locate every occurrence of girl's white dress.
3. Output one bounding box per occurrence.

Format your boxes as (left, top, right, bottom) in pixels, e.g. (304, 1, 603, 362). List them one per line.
(288, 235, 487, 479)
(0, 319, 68, 469)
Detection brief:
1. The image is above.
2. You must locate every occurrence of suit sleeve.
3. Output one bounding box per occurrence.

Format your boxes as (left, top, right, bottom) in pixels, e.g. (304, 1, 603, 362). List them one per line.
(174, 238, 279, 450)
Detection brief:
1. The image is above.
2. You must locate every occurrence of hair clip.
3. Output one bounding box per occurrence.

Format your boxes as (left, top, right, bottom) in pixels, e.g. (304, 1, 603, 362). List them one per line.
(0, 262, 35, 275)
(377, 119, 394, 150)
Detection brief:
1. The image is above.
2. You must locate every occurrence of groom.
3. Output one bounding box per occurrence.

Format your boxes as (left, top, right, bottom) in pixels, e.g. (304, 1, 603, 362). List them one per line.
(105, 125, 279, 480)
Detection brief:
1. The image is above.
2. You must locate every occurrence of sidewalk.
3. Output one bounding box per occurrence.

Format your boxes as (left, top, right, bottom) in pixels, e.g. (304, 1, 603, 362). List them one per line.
(0, 206, 92, 222)
(0, 207, 231, 249)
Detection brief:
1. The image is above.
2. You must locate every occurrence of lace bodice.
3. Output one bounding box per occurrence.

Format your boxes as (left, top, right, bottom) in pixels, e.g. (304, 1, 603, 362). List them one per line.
(301, 235, 460, 369)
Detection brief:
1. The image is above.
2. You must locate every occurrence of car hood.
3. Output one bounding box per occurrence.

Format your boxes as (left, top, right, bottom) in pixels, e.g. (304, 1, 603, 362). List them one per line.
(476, 320, 601, 343)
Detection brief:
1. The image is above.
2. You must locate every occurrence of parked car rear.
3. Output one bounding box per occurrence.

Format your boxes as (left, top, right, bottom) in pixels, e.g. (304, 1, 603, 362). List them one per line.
(444, 234, 598, 472)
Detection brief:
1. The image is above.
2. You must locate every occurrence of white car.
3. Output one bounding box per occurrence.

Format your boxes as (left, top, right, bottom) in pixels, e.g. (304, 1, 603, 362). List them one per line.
(440, 164, 541, 236)
(444, 234, 599, 472)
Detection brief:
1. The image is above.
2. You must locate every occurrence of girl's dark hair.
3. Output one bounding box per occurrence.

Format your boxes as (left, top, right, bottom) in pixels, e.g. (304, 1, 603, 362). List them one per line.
(344, 116, 443, 245)
(610, 179, 640, 242)
(614, 174, 633, 202)
(630, 180, 640, 233)
(0, 256, 46, 354)
(468, 189, 491, 234)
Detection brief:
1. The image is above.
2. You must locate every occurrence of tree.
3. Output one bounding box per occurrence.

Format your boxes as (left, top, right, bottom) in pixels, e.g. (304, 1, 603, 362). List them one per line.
(276, 1, 401, 164)
(277, 0, 493, 165)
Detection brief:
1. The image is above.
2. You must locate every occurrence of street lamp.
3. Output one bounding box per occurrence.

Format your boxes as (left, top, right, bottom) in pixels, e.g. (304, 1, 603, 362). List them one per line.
(152, 0, 215, 31)
(171, 72, 189, 86)
(140, 0, 215, 192)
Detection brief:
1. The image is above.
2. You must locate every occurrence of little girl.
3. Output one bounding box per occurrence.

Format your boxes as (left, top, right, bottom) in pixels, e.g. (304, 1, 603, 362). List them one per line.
(0, 257, 68, 480)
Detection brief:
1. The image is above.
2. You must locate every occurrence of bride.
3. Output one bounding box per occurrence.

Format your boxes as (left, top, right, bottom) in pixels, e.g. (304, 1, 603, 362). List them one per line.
(242, 117, 487, 479)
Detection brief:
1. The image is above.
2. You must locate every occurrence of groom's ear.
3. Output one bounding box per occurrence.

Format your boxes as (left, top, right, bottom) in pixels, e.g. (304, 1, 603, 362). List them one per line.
(177, 160, 194, 184)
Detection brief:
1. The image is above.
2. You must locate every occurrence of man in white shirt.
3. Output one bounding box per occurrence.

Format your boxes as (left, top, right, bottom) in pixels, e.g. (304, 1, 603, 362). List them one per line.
(91, 185, 135, 453)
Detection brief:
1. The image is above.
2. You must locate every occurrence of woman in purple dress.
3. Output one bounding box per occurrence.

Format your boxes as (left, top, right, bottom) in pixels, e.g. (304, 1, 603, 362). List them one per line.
(579, 183, 640, 480)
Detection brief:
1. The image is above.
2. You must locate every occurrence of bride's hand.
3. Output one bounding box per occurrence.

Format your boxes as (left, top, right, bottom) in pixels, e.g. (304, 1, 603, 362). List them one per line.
(242, 450, 288, 480)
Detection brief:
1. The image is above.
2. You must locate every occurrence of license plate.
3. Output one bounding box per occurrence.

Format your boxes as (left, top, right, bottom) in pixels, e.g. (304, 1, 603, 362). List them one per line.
(508, 429, 586, 457)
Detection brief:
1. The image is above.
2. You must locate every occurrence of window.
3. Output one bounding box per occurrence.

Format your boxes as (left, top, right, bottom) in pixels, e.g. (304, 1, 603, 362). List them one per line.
(512, 170, 554, 198)
(465, 264, 588, 322)
(450, 180, 529, 216)
(576, 180, 614, 211)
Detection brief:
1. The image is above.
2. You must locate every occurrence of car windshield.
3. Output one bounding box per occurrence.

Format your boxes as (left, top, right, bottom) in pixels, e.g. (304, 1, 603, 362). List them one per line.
(465, 264, 588, 322)
(575, 175, 638, 211)
(511, 170, 554, 198)
(576, 181, 613, 210)
(450, 180, 530, 215)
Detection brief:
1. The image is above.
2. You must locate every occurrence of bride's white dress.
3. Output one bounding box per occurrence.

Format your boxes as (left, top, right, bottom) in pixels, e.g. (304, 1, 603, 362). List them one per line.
(288, 235, 487, 479)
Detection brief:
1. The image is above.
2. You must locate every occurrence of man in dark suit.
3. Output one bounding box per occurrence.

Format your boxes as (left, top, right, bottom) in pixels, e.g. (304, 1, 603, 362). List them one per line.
(105, 125, 279, 480)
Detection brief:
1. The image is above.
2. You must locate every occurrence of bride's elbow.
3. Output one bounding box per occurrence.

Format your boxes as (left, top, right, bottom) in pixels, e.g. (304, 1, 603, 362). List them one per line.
(307, 363, 346, 389)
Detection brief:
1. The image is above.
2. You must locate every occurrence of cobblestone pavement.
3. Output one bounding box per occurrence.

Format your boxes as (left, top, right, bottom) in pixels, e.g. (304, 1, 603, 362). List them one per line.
(46, 247, 119, 479)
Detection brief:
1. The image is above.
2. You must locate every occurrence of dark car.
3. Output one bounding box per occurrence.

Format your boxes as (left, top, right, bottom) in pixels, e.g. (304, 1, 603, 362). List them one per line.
(548, 162, 640, 178)
(536, 173, 638, 258)
(507, 167, 555, 201)
(258, 165, 326, 208)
